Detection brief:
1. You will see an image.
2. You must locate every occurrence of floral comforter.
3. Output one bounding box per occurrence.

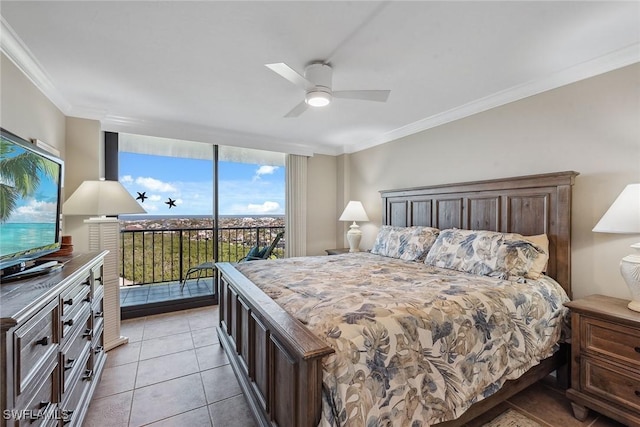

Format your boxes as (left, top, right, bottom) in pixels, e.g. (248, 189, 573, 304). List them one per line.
(235, 252, 570, 427)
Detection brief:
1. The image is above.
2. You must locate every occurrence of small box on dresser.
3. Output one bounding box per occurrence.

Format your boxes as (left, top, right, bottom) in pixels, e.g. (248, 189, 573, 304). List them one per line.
(565, 294, 640, 426)
(1, 252, 107, 427)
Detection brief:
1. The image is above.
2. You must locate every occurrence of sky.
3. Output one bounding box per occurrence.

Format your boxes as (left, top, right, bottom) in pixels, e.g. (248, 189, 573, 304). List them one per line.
(2, 140, 60, 224)
(119, 152, 285, 216)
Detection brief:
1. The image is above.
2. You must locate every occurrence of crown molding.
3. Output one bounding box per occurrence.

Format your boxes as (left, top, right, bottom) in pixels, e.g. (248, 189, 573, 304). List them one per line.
(0, 16, 72, 114)
(344, 44, 640, 154)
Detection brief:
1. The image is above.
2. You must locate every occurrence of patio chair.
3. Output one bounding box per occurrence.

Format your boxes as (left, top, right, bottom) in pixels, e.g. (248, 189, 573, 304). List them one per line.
(181, 231, 284, 291)
(238, 231, 284, 262)
(180, 261, 215, 291)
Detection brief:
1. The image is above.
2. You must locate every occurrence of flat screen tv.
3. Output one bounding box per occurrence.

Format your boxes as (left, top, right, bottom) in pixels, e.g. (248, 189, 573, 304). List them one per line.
(0, 128, 64, 276)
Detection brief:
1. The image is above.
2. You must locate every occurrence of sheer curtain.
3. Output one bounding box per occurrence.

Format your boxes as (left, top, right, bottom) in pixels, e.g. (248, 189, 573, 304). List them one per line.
(285, 154, 307, 257)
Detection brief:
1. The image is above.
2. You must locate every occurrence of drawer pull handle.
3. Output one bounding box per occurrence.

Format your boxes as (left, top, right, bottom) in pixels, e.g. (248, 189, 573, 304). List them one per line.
(82, 369, 94, 381)
(83, 328, 93, 339)
(35, 336, 49, 346)
(95, 276, 103, 284)
(94, 311, 104, 318)
(95, 345, 104, 355)
(63, 298, 73, 306)
(64, 359, 75, 371)
(83, 279, 91, 286)
(63, 318, 74, 327)
(84, 295, 92, 303)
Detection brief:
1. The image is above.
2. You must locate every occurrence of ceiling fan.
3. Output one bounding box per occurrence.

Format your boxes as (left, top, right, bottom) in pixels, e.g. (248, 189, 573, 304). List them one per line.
(265, 62, 391, 118)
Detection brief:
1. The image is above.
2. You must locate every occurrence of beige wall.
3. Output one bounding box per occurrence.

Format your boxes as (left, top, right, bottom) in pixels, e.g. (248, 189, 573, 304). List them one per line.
(306, 154, 338, 255)
(1, 54, 66, 156)
(64, 117, 103, 253)
(346, 63, 640, 300)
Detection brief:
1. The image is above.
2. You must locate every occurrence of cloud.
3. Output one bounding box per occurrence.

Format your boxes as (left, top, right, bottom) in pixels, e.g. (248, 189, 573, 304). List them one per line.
(120, 175, 134, 184)
(253, 165, 279, 181)
(246, 201, 280, 214)
(135, 177, 177, 193)
(10, 199, 57, 222)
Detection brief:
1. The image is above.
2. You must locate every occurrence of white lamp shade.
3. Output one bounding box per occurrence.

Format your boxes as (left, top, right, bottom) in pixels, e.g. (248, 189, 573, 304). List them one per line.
(339, 201, 369, 222)
(63, 180, 146, 216)
(593, 183, 640, 234)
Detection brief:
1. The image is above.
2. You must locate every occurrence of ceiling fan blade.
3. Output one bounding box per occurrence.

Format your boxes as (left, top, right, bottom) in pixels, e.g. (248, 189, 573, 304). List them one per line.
(265, 63, 313, 90)
(333, 90, 390, 102)
(284, 100, 309, 118)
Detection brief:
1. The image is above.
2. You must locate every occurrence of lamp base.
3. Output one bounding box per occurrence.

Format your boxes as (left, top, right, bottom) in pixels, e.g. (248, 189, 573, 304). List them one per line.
(346, 222, 362, 253)
(620, 244, 640, 313)
(628, 300, 640, 312)
(86, 218, 128, 349)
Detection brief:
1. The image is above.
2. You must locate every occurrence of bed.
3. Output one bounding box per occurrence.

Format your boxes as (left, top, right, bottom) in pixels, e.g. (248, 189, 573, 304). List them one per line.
(216, 171, 578, 427)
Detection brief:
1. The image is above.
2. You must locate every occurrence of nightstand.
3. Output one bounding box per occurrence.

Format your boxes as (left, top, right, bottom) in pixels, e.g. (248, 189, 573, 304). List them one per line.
(325, 248, 351, 255)
(564, 295, 640, 426)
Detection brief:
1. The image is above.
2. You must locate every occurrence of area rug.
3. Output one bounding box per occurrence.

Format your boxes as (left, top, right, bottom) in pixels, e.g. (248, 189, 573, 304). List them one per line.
(483, 409, 543, 427)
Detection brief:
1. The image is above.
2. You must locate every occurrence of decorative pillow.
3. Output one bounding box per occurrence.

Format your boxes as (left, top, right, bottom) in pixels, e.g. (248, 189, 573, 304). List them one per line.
(524, 234, 549, 273)
(425, 229, 549, 280)
(499, 233, 549, 279)
(370, 226, 439, 261)
(424, 229, 503, 276)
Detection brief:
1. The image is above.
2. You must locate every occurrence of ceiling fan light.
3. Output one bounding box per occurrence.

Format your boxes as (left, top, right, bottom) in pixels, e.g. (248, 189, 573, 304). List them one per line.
(305, 90, 331, 107)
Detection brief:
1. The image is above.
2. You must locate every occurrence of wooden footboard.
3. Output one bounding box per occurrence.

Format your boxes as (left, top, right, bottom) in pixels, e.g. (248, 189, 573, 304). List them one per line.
(216, 263, 334, 427)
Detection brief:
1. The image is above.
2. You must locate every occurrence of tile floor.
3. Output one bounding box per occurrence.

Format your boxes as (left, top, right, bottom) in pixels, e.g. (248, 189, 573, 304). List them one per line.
(84, 305, 625, 427)
(84, 305, 254, 427)
(120, 278, 215, 307)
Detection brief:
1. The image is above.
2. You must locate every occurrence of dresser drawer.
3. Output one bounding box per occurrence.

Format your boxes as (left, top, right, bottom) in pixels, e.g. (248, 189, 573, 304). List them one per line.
(60, 356, 92, 427)
(90, 262, 104, 297)
(13, 299, 59, 396)
(61, 288, 91, 342)
(91, 294, 104, 326)
(91, 315, 104, 350)
(583, 357, 640, 413)
(60, 307, 92, 395)
(15, 363, 59, 427)
(60, 275, 91, 319)
(582, 317, 640, 367)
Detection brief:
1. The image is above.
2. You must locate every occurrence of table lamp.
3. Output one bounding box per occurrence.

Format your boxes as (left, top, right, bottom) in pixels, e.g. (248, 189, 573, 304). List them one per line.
(339, 201, 369, 252)
(592, 183, 640, 312)
(63, 179, 146, 349)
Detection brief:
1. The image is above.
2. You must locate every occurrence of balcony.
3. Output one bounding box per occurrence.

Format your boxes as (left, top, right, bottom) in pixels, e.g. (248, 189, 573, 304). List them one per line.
(119, 224, 284, 317)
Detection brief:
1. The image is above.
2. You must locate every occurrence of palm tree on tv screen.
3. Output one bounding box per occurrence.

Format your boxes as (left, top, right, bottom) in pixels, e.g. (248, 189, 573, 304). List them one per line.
(0, 138, 59, 222)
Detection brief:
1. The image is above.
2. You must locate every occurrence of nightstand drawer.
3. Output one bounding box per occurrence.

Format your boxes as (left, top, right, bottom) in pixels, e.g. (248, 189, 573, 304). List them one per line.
(583, 317, 640, 367)
(583, 357, 640, 412)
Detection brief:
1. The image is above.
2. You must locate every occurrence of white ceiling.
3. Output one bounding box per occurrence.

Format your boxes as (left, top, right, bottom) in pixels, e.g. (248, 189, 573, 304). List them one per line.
(1, 1, 639, 156)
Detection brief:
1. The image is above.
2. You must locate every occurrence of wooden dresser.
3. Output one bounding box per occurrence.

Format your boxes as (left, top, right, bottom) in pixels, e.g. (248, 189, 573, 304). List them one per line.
(1, 252, 107, 427)
(565, 294, 640, 426)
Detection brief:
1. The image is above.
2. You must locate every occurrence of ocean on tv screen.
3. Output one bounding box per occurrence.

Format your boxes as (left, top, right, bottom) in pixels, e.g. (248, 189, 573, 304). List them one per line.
(0, 223, 57, 257)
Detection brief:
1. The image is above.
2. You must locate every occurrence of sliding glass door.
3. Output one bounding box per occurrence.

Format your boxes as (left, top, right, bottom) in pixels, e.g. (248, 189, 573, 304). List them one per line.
(112, 133, 285, 318)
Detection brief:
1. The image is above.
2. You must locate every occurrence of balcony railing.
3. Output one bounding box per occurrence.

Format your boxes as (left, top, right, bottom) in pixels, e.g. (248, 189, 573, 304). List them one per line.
(120, 225, 285, 285)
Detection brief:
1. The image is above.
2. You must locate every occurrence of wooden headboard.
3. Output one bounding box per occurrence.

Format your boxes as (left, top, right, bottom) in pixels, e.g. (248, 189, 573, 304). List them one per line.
(380, 171, 578, 298)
